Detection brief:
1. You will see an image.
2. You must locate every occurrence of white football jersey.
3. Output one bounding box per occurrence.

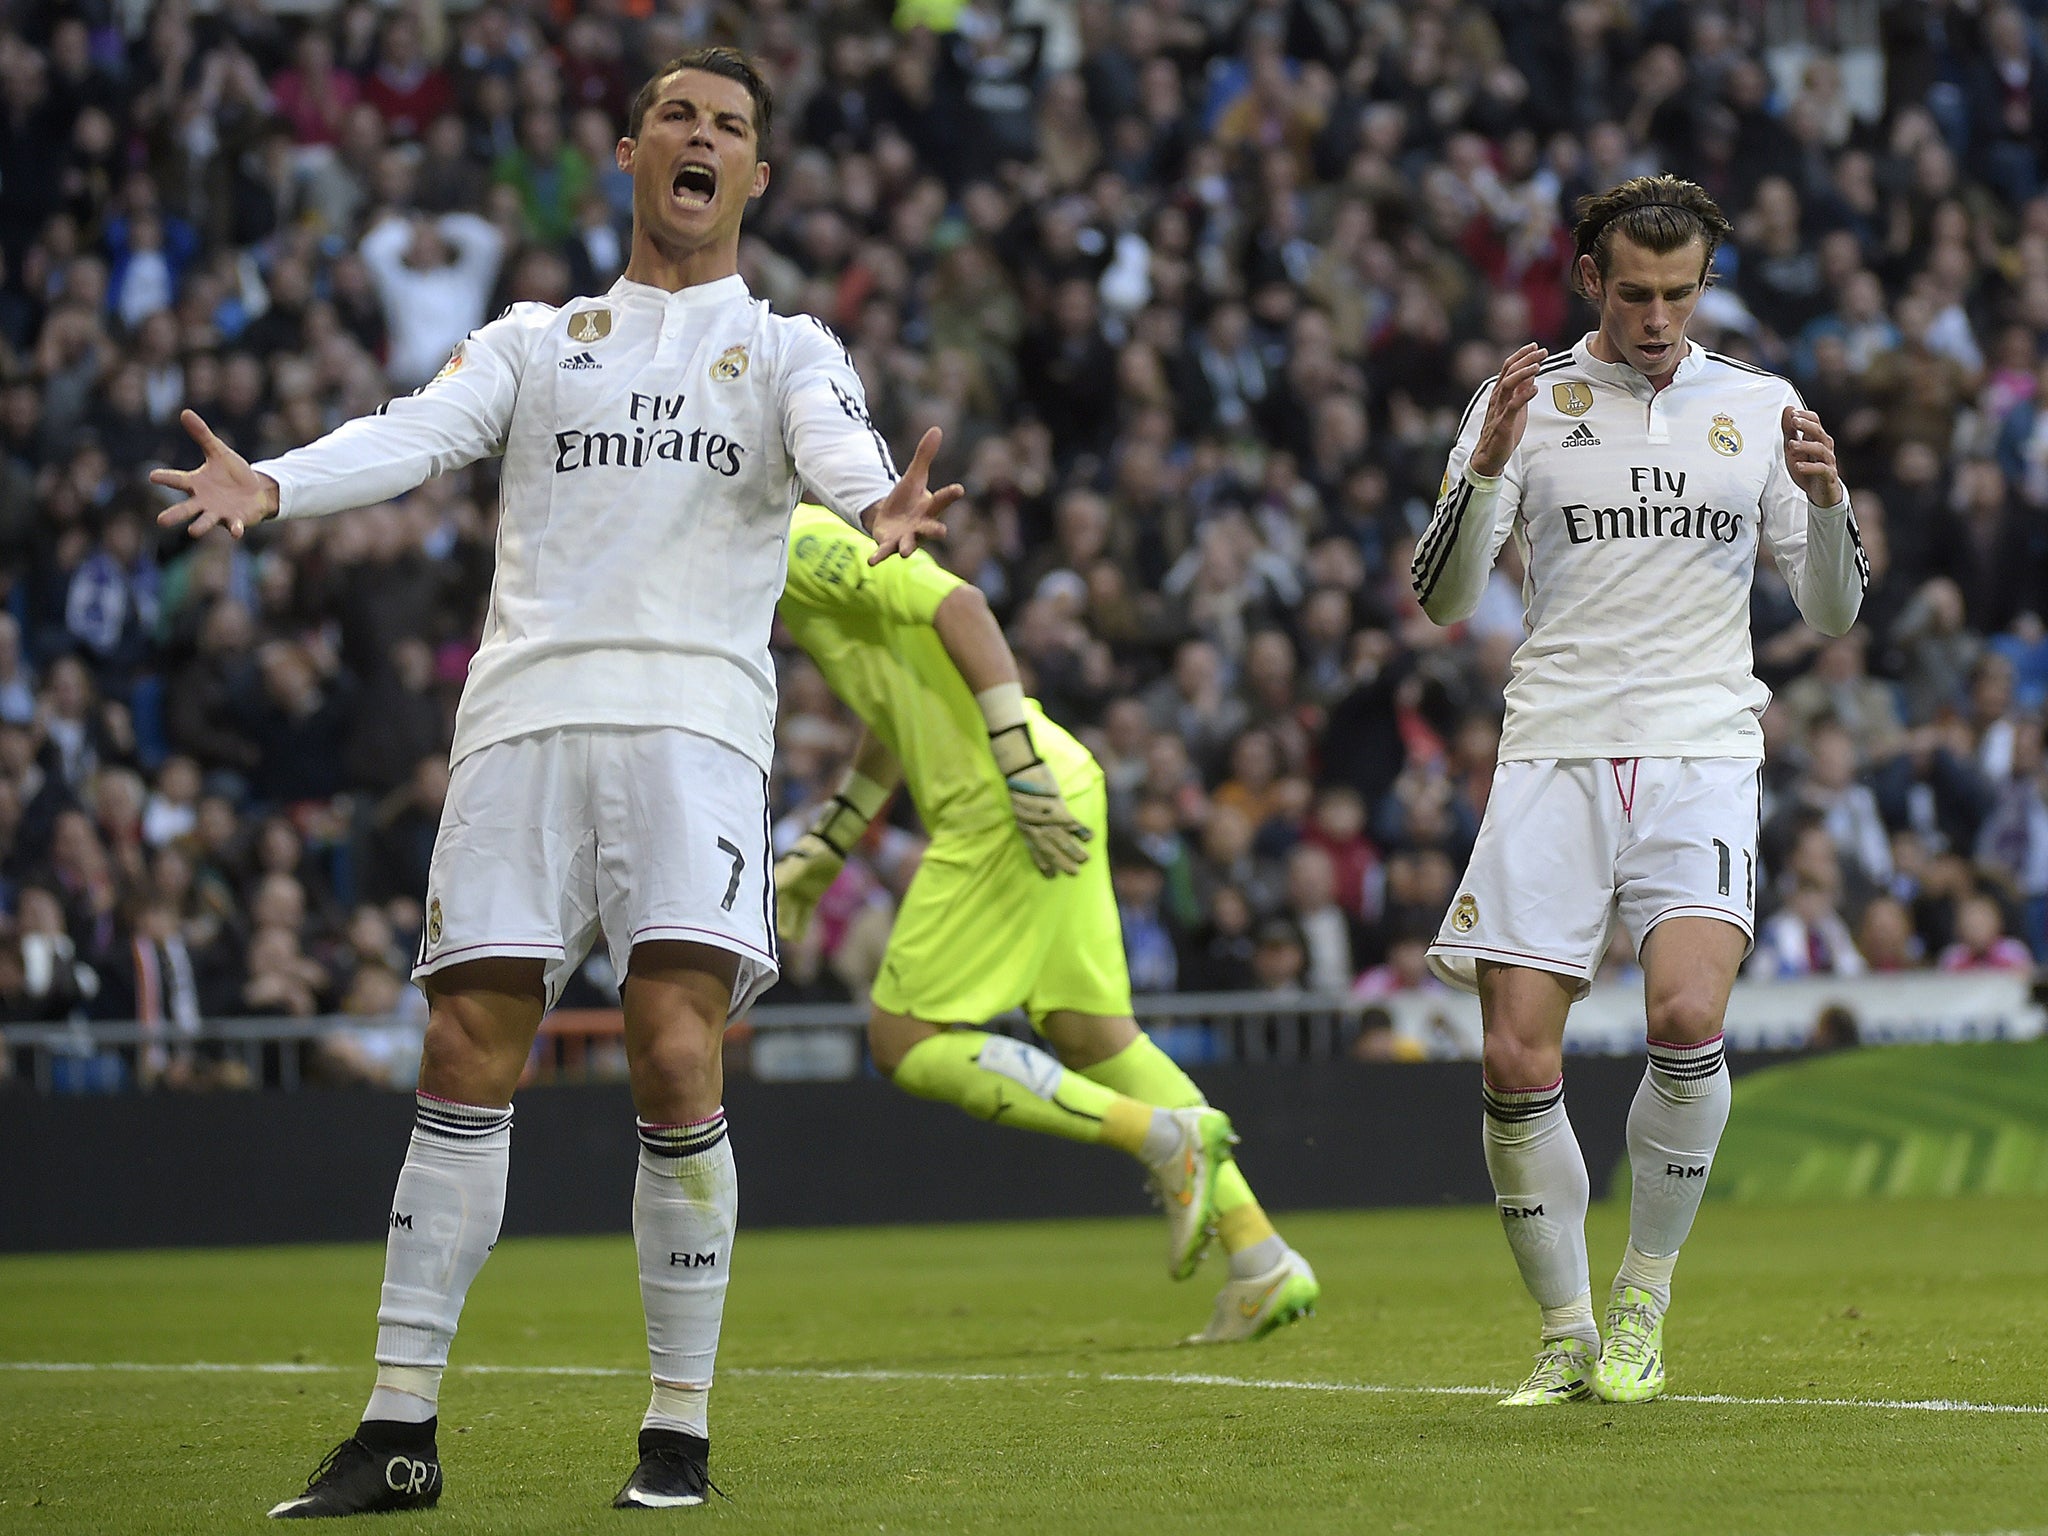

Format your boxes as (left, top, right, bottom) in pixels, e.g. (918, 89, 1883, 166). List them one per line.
(1414, 336, 1868, 762)
(256, 274, 899, 773)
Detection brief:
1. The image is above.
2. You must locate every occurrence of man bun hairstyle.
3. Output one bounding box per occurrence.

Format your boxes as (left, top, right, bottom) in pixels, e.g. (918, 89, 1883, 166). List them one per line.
(1571, 175, 1733, 298)
(628, 45, 773, 146)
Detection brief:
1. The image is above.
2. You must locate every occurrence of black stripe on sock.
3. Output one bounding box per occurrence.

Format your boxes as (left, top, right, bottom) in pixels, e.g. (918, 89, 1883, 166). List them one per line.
(1648, 1051, 1725, 1080)
(639, 1116, 729, 1159)
(1483, 1083, 1563, 1122)
(415, 1107, 512, 1142)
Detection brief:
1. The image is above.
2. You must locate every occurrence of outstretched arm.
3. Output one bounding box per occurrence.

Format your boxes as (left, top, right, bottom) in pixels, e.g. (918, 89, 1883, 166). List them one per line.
(782, 317, 960, 562)
(860, 426, 963, 564)
(148, 410, 280, 540)
(152, 309, 531, 536)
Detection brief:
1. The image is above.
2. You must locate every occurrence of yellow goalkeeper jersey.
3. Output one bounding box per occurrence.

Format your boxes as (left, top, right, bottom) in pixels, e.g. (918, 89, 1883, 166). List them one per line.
(778, 502, 1093, 836)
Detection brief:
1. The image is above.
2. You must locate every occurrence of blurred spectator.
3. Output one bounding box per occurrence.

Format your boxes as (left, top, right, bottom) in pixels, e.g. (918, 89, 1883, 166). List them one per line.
(1752, 877, 1866, 980)
(358, 211, 504, 390)
(1938, 893, 2035, 973)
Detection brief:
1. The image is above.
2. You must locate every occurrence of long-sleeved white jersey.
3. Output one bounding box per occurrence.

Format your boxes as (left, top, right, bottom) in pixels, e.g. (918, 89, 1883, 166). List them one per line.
(1412, 336, 1868, 762)
(256, 273, 899, 773)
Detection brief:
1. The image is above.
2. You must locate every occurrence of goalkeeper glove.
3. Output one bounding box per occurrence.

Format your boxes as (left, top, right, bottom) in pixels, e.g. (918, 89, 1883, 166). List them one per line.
(977, 682, 1091, 877)
(774, 770, 890, 948)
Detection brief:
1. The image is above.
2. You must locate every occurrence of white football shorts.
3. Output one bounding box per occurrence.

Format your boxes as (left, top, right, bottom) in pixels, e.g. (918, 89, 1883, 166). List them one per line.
(412, 726, 778, 1015)
(1427, 756, 1760, 998)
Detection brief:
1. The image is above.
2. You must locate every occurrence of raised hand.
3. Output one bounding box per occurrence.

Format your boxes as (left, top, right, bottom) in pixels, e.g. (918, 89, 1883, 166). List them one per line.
(149, 409, 280, 540)
(1781, 406, 1844, 507)
(864, 426, 963, 564)
(1469, 343, 1548, 479)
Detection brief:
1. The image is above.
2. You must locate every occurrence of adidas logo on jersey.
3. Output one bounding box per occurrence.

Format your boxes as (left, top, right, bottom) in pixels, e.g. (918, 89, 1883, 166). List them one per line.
(560, 351, 602, 371)
(1561, 422, 1601, 448)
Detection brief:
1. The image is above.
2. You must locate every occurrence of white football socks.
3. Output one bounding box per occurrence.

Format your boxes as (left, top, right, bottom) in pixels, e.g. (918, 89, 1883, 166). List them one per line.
(1619, 1035, 1732, 1308)
(635, 1112, 737, 1440)
(1482, 1077, 1595, 1348)
(364, 1093, 513, 1425)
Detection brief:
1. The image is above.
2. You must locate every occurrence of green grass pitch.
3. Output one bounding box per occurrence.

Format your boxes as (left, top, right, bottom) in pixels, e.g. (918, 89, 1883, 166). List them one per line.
(3, 1197, 2046, 1536)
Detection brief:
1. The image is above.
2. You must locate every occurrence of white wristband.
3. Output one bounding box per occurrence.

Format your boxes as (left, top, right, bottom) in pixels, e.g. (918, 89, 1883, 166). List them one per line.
(975, 681, 1028, 737)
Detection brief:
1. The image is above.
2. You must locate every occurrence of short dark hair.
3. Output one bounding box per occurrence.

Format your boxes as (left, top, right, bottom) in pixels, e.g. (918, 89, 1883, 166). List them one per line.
(1571, 175, 1733, 298)
(627, 46, 773, 147)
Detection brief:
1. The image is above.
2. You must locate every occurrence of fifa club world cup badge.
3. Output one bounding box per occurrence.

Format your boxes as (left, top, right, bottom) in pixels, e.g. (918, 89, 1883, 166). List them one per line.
(567, 308, 613, 344)
(1552, 382, 1593, 417)
(711, 345, 749, 382)
(1451, 893, 1479, 933)
(426, 898, 444, 949)
(1709, 413, 1743, 456)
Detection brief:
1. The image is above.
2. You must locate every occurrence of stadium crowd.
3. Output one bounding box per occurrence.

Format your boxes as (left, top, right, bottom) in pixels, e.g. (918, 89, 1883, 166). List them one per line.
(0, 0, 2044, 1084)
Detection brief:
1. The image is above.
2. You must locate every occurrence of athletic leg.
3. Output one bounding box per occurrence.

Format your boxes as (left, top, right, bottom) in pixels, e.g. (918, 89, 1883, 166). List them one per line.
(271, 959, 543, 1519)
(871, 1008, 1234, 1281)
(622, 939, 739, 1499)
(1045, 1013, 1286, 1256)
(1596, 756, 1758, 1403)
(1593, 917, 1743, 1405)
(1046, 1010, 1321, 1341)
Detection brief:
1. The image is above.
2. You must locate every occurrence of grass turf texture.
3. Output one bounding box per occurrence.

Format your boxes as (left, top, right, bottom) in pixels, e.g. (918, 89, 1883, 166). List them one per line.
(1710, 1041, 2048, 1203)
(3, 1200, 2046, 1536)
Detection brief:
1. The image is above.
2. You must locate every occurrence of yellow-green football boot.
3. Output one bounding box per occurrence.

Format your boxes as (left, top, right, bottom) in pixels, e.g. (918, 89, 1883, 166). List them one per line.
(1590, 1286, 1666, 1403)
(1498, 1337, 1598, 1405)
(1184, 1247, 1319, 1343)
(1150, 1106, 1237, 1280)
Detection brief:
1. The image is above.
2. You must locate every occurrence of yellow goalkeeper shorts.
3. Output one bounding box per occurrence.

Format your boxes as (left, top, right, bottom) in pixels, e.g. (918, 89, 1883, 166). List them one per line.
(870, 767, 1133, 1025)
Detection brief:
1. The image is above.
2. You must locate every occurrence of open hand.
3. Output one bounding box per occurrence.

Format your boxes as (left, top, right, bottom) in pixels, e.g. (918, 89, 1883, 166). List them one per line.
(149, 410, 280, 539)
(1469, 343, 1547, 479)
(864, 426, 962, 564)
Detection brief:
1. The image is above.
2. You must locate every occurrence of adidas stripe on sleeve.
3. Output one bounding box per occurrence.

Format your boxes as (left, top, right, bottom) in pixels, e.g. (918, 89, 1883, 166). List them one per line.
(1412, 374, 1524, 622)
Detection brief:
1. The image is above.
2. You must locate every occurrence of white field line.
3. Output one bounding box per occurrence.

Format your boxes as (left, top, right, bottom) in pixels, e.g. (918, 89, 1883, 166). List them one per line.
(3, 1360, 2047, 1416)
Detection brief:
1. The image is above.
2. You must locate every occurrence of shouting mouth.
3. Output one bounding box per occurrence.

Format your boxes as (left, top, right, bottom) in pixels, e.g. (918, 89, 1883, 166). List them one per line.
(672, 162, 718, 210)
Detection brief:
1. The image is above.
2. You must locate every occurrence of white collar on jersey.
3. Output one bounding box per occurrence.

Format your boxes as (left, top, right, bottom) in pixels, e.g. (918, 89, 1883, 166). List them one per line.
(606, 272, 752, 307)
(1571, 332, 1706, 397)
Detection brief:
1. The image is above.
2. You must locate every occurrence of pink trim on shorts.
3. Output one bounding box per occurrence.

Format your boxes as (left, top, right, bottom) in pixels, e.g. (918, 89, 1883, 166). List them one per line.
(1429, 938, 1595, 976)
(629, 923, 776, 966)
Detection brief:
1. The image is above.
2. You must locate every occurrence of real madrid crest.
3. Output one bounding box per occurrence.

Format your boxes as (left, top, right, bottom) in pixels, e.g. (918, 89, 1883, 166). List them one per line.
(567, 308, 613, 344)
(1709, 413, 1743, 456)
(1451, 893, 1479, 933)
(1552, 382, 1593, 418)
(426, 898, 444, 948)
(711, 345, 749, 382)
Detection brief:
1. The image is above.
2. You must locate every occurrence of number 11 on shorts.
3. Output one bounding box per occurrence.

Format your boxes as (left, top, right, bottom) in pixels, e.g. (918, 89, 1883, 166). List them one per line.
(1712, 837, 1754, 909)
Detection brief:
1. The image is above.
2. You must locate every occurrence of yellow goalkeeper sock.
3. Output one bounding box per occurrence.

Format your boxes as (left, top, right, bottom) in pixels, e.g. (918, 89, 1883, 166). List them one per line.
(892, 1030, 1161, 1154)
(1079, 1034, 1278, 1265)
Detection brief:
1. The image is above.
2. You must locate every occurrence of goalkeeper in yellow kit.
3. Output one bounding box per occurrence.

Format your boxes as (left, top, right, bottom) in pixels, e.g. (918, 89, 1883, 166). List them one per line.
(775, 503, 1316, 1341)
